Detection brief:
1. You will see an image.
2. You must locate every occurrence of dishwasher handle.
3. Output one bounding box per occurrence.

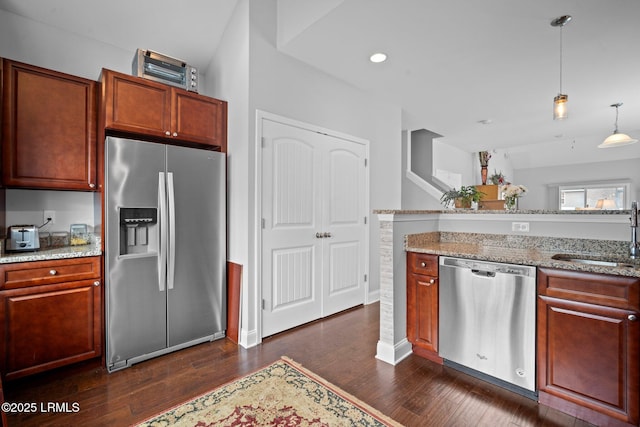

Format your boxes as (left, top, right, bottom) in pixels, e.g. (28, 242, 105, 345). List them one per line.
(472, 269, 496, 278)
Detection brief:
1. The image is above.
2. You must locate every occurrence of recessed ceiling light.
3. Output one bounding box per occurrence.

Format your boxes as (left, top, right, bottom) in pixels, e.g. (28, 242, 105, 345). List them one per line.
(369, 53, 387, 63)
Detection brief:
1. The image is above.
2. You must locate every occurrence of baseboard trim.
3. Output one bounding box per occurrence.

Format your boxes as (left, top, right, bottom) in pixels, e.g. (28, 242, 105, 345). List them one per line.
(375, 338, 412, 365)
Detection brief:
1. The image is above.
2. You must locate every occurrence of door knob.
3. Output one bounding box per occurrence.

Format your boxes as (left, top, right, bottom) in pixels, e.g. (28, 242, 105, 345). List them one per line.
(629, 314, 637, 321)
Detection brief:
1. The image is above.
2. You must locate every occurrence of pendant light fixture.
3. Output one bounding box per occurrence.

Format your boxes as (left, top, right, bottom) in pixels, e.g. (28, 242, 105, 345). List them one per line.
(598, 103, 638, 148)
(551, 15, 571, 120)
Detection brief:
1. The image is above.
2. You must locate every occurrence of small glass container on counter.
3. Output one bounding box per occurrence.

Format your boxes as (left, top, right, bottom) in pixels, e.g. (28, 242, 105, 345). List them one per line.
(70, 224, 89, 246)
(50, 231, 69, 248)
(39, 231, 51, 249)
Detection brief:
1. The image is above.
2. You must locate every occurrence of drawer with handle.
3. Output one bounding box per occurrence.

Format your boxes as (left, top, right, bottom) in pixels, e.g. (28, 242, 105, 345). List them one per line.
(0, 257, 101, 290)
(407, 252, 438, 276)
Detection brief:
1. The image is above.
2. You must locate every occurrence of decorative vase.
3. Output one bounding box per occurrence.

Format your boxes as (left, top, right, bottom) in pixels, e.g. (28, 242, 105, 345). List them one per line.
(505, 196, 518, 211)
(481, 166, 488, 185)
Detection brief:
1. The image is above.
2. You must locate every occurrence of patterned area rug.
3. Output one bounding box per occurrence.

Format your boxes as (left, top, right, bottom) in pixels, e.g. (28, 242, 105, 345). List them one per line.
(136, 356, 403, 426)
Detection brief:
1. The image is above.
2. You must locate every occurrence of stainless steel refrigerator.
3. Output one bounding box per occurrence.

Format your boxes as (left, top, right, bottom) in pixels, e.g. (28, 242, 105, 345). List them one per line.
(105, 136, 226, 372)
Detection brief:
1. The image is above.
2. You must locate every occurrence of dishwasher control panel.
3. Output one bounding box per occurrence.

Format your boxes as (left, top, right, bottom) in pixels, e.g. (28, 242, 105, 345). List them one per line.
(440, 256, 535, 277)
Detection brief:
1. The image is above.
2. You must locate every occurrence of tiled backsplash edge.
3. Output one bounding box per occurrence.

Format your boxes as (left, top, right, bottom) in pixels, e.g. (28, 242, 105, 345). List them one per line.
(406, 231, 630, 257)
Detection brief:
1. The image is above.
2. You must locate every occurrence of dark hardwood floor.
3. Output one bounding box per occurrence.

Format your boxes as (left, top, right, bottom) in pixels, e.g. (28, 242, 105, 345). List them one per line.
(3, 302, 594, 427)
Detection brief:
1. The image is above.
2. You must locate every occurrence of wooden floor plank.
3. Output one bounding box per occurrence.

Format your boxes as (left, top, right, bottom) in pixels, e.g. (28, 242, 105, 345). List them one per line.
(3, 302, 595, 427)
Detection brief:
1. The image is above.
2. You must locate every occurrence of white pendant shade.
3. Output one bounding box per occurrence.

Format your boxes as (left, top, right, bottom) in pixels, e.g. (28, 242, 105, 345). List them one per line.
(599, 102, 638, 148)
(598, 132, 638, 148)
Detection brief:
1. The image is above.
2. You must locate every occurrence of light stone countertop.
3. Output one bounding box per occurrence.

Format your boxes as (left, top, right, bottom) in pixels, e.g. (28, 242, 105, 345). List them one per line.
(375, 209, 632, 215)
(405, 232, 640, 278)
(0, 242, 102, 264)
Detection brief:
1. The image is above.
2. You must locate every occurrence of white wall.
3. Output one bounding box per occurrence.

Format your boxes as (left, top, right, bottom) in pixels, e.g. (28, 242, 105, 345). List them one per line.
(0, 9, 124, 232)
(205, 0, 252, 343)
(0, 3, 402, 349)
(515, 158, 640, 210)
(219, 0, 402, 346)
(399, 126, 639, 212)
(5, 190, 95, 234)
(401, 131, 442, 210)
(0, 8, 213, 233)
(0, 9, 131, 81)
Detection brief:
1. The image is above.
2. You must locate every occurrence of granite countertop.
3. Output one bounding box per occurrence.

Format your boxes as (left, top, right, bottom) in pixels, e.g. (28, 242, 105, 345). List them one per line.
(375, 209, 632, 215)
(405, 232, 640, 278)
(0, 243, 102, 264)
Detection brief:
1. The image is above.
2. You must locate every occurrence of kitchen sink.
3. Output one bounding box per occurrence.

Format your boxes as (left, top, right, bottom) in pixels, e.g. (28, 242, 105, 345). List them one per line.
(551, 253, 637, 268)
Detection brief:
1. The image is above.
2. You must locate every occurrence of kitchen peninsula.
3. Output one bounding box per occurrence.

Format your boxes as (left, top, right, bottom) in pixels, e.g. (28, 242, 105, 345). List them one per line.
(377, 208, 640, 427)
(375, 208, 636, 365)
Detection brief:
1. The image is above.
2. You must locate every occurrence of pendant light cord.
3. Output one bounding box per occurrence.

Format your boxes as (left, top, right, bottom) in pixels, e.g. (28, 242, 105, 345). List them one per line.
(559, 26, 563, 94)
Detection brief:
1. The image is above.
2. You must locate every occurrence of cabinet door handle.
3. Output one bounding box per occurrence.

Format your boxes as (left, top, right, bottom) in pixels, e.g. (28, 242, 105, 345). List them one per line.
(165, 131, 171, 136)
(172, 132, 178, 137)
(420, 262, 426, 267)
(89, 183, 96, 188)
(93, 281, 100, 287)
(316, 232, 323, 238)
(323, 232, 332, 238)
(629, 314, 637, 321)
(429, 279, 435, 284)
(49, 269, 57, 276)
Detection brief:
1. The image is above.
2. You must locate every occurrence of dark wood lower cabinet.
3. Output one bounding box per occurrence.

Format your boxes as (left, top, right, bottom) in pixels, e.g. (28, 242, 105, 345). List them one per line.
(406, 252, 442, 364)
(538, 267, 640, 427)
(0, 257, 102, 381)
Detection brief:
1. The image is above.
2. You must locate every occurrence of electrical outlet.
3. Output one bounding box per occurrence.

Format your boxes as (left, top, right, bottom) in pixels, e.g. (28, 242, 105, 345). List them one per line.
(511, 222, 529, 232)
(43, 210, 56, 225)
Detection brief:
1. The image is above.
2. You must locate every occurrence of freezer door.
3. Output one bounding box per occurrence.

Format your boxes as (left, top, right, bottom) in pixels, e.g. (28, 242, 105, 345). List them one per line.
(105, 137, 168, 368)
(166, 145, 226, 346)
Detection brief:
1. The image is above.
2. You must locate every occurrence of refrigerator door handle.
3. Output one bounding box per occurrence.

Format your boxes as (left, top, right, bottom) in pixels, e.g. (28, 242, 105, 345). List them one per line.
(158, 172, 167, 292)
(167, 172, 176, 290)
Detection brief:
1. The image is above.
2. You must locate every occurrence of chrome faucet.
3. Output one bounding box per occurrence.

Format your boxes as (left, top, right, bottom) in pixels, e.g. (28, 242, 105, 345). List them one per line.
(631, 201, 639, 258)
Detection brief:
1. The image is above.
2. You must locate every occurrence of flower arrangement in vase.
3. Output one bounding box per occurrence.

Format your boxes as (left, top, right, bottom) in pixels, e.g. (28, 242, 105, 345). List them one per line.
(502, 184, 528, 211)
(489, 170, 506, 185)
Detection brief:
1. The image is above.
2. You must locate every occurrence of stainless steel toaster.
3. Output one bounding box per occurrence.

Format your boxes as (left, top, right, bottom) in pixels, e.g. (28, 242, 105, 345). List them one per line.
(7, 225, 40, 251)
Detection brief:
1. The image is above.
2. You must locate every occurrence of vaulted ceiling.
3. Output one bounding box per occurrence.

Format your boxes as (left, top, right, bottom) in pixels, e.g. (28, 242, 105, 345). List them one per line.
(2, 0, 639, 169)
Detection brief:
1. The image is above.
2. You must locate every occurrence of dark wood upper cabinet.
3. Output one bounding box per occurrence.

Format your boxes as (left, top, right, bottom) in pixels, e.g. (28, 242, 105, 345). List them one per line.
(101, 69, 227, 152)
(1, 59, 98, 190)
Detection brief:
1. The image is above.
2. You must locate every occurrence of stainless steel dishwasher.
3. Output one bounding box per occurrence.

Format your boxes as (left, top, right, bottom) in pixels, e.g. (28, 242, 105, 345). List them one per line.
(439, 256, 537, 397)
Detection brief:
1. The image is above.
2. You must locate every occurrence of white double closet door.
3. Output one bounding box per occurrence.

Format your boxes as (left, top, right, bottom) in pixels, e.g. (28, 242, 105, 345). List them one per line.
(261, 118, 367, 337)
